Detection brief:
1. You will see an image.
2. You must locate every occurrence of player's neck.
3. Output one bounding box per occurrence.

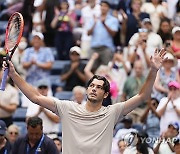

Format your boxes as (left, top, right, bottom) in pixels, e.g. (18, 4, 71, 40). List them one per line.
(85, 101, 102, 112)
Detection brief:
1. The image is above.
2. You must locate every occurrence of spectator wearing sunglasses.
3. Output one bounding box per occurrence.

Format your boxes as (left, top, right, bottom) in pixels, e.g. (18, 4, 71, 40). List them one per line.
(156, 81, 180, 135)
(26, 79, 60, 139)
(6, 124, 19, 146)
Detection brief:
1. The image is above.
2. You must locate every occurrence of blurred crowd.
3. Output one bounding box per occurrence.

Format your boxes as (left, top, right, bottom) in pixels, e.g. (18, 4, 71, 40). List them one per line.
(0, 0, 180, 153)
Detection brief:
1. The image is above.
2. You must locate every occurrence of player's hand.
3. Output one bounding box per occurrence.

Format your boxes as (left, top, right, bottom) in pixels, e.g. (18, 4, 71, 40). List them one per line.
(3, 60, 16, 77)
(150, 48, 166, 71)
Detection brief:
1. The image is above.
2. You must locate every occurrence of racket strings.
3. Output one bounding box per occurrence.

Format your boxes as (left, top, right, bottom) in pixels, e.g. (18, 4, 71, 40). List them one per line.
(7, 16, 22, 50)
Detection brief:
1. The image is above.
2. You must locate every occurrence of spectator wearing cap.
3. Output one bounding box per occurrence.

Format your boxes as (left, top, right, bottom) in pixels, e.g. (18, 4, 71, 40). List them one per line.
(87, 1, 119, 69)
(60, 46, 86, 91)
(152, 52, 179, 102)
(128, 17, 163, 75)
(153, 122, 179, 154)
(51, 0, 75, 60)
(169, 26, 180, 60)
(22, 31, 54, 87)
(156, 80, 180, 135)
(0, 120, 12, 154)
(26, 79, 60, 139)
(122, 0, 149, 46)
(0, 67, 19, 127)
(21, 31, 54, 107)
(32, 0, 45, 33)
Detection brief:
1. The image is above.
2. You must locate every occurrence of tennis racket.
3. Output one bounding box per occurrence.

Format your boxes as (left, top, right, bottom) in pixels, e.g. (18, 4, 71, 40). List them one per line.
(0, 12, 24, 91)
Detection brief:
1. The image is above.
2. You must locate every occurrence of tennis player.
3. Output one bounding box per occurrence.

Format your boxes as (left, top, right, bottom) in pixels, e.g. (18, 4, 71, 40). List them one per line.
(3, 49, 166, 154)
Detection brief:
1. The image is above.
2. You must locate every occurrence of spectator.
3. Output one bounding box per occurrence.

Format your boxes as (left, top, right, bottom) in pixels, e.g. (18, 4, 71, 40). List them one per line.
(117, 139, 127, 154)
(157, 17, 172, 44)
(141, 0, 168, 32)
(53, 137, 62, 154)
(80, 0, 100, 59)
(72, 86, 86, 104)
(156, 81, 180, 135)
(112, 116, 138, 154)
(22, 31, 54, 86)
(122, 0, 149, 45)
(11, 37, 28, 79)
(173, 0, 180, 27)
(0, 68, 19, 127)
(87, 0, 119, 69)
(60, 46, 86, 91)
(173, 137, 180, 154)
(32, 0, 46, 33)
(140, 97, 160, 148)
(108, 49, 131, 98)
(153, 122, 179, 154)
(152, 53, 179, 101)
(169, 26, 180, 60)
(26, 79, 60, 139)
(128, 18, 163, 75)
(43, 0, 60, 47)
(121, 60, 146, 123)
(20, 0, 34, 38)
(6, 124, 20, 146)
(51, 0, 75, 60)
(128, 28, 151, 75)
(115, 116, 138, 139)
(12, 117, 59, 154)
(0, 120, 12, 154)
(124, 131, 154, 154)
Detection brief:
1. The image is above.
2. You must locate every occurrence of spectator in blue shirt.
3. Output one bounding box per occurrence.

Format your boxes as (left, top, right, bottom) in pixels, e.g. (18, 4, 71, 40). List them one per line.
(22, 31, 54, 86)
(87, 0, 119, 70)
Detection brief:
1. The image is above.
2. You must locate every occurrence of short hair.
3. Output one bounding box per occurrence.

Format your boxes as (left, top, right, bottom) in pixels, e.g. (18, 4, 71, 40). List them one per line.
(53, 137, 62, 143)
(100, 0, 111, 7)
(7, 124, 19, 133)
(151, 97, 159, 104)
(27, 117, 43, 128)
(87, 75, 110, 93)
(131, 0, 142, 5)
(73, 86, 86, 95)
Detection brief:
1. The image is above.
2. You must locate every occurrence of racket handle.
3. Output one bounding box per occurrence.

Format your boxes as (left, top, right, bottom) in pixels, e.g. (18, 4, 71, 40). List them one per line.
(0, 68, 9, 91)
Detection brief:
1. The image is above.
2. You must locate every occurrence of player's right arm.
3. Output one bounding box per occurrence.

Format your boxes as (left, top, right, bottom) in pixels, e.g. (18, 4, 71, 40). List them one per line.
(5, 61, 57, 113)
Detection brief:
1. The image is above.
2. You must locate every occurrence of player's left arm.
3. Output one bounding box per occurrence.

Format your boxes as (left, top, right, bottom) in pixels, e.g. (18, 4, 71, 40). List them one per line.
(122, 49, 166, 115)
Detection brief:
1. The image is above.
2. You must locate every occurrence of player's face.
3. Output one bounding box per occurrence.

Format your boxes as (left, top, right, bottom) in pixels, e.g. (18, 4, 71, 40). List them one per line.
(87, 79, 108, 103)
